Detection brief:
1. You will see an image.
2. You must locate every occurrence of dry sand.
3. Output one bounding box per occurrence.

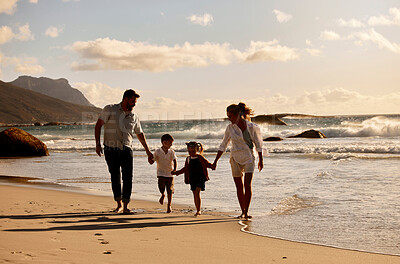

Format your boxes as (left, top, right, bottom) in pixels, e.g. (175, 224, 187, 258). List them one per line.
(0, 183, 399, 264)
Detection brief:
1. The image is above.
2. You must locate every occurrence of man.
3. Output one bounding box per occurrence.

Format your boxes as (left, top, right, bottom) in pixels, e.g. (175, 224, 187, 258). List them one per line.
(95, 89, 153, 214)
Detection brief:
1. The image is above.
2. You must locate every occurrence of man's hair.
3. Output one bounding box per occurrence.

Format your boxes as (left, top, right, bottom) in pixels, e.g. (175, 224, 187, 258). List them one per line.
(161, 134, 174, 143)
(123, 89, 140, 100)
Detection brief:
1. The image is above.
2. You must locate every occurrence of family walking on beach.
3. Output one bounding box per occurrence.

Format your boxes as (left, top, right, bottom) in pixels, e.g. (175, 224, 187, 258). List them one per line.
(95, 90, 264, 219)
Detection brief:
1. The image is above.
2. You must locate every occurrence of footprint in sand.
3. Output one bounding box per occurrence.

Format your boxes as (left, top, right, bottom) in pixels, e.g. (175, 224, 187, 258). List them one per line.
(103, 250, 113, 254)
(94, 233, 103, 236)
(100, 241, 109, 245)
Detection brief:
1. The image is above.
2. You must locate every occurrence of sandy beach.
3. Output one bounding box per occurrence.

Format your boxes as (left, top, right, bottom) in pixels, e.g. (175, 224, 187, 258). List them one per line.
(0, 182, 399, 264)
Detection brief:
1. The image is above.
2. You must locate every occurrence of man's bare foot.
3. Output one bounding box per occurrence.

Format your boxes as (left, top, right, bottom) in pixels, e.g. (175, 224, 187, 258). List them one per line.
(159, 194, 165, 205)
(122, 208, 134, 215)
(112, 207, 123, 213)
(167, 206, 172, 213)
(194, 211, 201, 216)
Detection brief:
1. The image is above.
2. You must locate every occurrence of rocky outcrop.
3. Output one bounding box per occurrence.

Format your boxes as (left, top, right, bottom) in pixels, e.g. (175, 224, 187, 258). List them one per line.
(288, 129, 327, 139)
(251, 115, 287, 126)
(263, 136, 284, 141)
(10, 76, 93, 107)
(0, 128, 49, 157)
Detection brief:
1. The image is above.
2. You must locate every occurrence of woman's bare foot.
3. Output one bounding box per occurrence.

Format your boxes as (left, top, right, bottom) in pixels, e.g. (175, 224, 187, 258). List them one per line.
(159, 194, 165, 205)
(122, 208, 134, 215)
(194, 211, 201, 216)
(236, 213, 245, 219)
(167, 206, 172, 213)
(244, 214, 252, 219)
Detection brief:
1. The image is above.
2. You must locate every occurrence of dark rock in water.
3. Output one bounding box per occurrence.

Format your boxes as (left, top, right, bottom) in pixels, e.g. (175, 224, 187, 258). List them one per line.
(252, 115, 287, 126)
(264, 136, 284, 141)
(34, 122, 42, 126)
(288, 129, 327, 139)
(0, 128, 49, 157)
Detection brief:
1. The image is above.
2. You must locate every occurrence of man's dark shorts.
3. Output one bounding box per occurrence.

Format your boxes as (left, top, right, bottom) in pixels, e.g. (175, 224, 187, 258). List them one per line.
(157, 176, 174, 195)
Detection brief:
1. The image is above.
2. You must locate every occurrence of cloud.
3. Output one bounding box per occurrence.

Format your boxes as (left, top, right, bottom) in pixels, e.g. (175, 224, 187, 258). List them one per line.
(305, 48, 321, 56)
(45, 26, 63, 38)
(349, 29, 400, 54)
(368, 7, 400, 26)
(1, 55, 45, 74)
(187, 13, 214, 26)
(273, 9, 292, 23)
(337, 18, 365, 28)
(15, 24, 34, 41)
(0, 0, 19, 15)
(0, 26, 14, 44)
(320, 30, 341, 41)
(243, 40, 298, 62)
(0, 24, 34, 44)
(73, 81, 124, 107)
(29, 0, 38, 3)
(70, 38, 298, 72)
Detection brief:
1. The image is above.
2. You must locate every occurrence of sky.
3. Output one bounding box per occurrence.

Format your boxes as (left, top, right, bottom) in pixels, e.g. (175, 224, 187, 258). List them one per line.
(0, 0, 399, 120)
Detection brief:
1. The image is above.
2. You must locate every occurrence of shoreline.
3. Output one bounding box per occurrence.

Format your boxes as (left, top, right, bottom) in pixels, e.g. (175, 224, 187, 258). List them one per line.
(1, 178, 399, 263)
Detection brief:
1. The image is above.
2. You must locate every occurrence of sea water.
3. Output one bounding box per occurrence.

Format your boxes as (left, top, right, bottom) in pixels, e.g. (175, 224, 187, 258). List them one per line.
(0, 114, 399, 255)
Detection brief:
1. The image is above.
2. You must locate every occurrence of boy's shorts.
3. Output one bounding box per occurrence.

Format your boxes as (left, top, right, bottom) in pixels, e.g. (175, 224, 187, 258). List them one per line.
(158, 176, 174, 195)
(229, 156, 255, 177)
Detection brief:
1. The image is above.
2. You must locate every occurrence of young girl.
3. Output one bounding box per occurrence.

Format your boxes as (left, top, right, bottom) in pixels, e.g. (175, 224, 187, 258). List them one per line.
(173, 141, 214, 216)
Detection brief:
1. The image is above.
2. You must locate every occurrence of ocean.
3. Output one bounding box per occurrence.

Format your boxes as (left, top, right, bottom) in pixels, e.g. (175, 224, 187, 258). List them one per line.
(1, 114, 399, 255)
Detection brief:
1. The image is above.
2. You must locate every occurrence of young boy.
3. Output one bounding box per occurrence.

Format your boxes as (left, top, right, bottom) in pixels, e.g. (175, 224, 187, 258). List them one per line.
(150, 134, 177, 213)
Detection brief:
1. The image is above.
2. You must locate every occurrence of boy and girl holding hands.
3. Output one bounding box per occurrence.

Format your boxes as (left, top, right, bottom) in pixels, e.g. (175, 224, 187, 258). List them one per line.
(150, 134, 214, 216)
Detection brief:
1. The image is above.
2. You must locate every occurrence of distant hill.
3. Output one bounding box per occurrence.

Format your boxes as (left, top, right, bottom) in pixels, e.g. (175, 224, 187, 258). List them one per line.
(10, 76, 93, 107)
(0, 80, 101, 125)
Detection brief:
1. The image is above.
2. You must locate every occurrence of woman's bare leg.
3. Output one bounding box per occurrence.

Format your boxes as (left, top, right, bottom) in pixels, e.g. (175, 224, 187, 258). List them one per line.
(233, 177, 245, 217)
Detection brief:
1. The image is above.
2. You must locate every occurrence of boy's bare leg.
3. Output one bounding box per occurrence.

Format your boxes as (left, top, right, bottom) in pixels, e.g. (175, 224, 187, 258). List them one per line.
(159, 193, 165, 205)
(167, 193, 172, 213)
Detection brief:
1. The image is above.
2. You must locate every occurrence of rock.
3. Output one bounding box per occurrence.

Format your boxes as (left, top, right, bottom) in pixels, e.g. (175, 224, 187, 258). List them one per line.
(0, 128, 49, 157)
(251, 115, 287, 126)
(34, 122, 42, 126)
(264, 136, 284, 141)
(288, 129, 327, 139)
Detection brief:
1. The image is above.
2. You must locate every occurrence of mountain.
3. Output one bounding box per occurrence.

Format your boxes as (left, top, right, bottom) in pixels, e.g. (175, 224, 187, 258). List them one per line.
(0, 80, 101, 125)
(10, 76, 93, 107)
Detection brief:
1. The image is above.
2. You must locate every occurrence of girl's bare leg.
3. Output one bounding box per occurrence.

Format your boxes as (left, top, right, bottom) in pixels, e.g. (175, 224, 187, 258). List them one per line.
(193, 188, 202, 216)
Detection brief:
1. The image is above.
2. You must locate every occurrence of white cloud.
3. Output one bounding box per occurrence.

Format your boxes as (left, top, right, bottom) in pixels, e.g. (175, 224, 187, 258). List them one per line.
(45, 26, 63, 38)
(29, 0, 38, 3)
(0, 0, 19, 15)
(306, 48, 321, 56)
(73, 81, 124, 107)
(368, 7, 400, 26)
(15, 24, 34, 41)
(320, 30, 341, 41)
(1, 55, 44, 74)
(187, 13, 214, 26)
(0, 24, 34, 44)
(243, 40, 298, 62)
(70, 38, 298, 72)
(273, 9, 292, 23)
(337, 18, 365, 28)
(0, 26, 14, 44)
(349, 29, 400, 54)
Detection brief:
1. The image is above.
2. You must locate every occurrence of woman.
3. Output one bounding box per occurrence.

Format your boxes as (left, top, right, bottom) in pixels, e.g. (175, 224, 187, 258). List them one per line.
(213, 103, 264, 219)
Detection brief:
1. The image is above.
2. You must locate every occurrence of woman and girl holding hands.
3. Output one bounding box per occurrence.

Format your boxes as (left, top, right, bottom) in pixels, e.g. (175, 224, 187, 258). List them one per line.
(150, 102, 264, 219)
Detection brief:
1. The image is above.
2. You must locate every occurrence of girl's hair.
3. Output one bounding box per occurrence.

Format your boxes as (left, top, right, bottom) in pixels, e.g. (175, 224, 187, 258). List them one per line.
(226, 102, 254, 120)
(186, 141, 204, 155)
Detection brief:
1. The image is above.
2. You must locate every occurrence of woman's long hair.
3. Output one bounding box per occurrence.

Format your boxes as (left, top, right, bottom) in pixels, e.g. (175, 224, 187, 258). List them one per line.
(227, 102, 254, 120)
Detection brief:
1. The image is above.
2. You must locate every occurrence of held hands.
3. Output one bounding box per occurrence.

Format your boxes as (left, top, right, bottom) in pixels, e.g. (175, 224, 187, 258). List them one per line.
(147, 152, 154, 165)
(258, 158, 264, 172)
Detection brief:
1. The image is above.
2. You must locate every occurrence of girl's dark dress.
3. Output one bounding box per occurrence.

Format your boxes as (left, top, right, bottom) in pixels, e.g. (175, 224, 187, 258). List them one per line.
(188, 157, 206, 191)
